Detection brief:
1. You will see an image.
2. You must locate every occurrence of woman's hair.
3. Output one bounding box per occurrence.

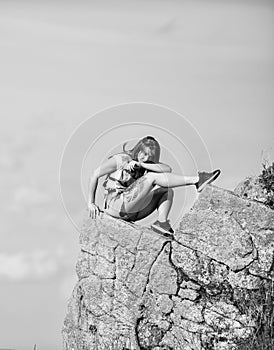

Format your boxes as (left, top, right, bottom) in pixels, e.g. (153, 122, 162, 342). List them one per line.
(123, 136, 160, 163)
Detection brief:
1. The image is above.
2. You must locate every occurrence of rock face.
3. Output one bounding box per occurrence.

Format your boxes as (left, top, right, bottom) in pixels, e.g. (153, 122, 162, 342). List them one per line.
(234, 176, 269, 205)
(63, 185, 274, 350)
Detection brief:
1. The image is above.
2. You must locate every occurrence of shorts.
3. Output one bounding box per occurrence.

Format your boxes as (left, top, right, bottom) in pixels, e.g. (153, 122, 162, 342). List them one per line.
(119, 200, 139, 222)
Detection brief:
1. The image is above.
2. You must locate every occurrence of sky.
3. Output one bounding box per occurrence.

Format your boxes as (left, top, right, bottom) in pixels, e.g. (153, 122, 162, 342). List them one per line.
(0, 1, 273, 349)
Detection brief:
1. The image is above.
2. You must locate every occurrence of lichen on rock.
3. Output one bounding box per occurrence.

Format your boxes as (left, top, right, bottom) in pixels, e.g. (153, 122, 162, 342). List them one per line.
(63, 183, 274, 350)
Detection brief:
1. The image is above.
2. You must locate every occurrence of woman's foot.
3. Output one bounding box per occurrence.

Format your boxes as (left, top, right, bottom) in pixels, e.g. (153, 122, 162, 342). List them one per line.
(151, 220, 174, 237)
(195, 169, 221, 192)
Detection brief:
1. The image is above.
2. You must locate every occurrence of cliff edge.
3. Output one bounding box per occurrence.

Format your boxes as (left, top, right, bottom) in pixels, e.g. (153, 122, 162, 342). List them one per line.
(63, 183, 274, 350)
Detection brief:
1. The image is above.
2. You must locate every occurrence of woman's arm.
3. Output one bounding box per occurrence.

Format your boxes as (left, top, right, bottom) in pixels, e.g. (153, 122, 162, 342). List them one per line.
(125, 160, 172, 173)
(88, 157, 117, 218)
(138, 161, 172, 173)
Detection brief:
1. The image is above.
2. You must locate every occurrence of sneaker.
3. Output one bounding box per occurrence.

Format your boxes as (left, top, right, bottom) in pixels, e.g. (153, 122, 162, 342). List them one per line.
(195, 169, 221, 192)
(151, 220, 174, 237)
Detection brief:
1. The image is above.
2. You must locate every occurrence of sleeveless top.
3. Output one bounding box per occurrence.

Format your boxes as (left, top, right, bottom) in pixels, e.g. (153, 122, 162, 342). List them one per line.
(102, 153, 146, 208)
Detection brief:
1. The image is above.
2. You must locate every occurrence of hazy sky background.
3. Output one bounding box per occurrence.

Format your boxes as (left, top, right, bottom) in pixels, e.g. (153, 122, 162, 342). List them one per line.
(0, 1, 273, 349)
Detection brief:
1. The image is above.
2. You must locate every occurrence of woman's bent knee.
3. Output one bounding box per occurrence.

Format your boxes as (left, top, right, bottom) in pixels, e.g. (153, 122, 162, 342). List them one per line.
(145, 172, 156, 185)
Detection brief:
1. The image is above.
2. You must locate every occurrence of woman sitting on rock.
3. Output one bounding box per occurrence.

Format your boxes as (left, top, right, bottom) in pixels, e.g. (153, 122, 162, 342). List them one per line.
(88, 136, 220, 235)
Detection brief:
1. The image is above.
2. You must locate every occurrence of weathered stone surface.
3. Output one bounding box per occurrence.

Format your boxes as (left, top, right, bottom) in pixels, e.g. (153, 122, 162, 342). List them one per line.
(63, 183, 274, 350)
(178, 288, 199, 300)
(172, 296, 204, 323)
(234, 177, 274, 280)
(149, 243, 178, 295)
(234, 176, 268, 204)
(176, 187, 257, 271)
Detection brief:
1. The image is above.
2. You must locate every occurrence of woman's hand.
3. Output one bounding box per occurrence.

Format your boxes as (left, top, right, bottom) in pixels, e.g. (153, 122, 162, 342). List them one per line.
(88, 203, 100, 219)
(125, 160, 140, 172)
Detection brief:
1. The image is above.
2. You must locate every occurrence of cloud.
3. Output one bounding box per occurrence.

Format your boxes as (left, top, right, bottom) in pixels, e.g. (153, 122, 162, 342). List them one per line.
(0, 248, 66, 281)
(157, 18, 176, 36)
(0, 152, 21, 171)
(8, 186, 51, 212)
(14, 186, 50, 204)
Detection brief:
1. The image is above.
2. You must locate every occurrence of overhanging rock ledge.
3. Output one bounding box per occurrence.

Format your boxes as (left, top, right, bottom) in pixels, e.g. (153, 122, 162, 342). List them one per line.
(63, 184, 274, 350)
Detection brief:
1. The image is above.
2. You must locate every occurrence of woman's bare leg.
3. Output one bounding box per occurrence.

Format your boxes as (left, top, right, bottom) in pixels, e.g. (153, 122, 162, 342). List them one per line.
(108, 172, 197, 218)
(157, 188, 174, 222)
(129, 187, 174, 222)
(105, 175, 158, 219)
(151, 172, 199, 188)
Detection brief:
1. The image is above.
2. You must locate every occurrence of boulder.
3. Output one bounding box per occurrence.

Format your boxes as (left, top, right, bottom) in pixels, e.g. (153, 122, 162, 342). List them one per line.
(63, 184, 274, 350)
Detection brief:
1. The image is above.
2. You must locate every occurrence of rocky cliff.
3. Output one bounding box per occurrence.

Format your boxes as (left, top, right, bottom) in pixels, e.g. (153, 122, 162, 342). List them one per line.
(63, 184, 274, 350)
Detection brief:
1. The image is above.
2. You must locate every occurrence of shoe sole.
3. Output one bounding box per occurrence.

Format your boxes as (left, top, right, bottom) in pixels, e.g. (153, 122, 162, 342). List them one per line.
(151, 224, 174, 238)
(197, 169, 221, 192)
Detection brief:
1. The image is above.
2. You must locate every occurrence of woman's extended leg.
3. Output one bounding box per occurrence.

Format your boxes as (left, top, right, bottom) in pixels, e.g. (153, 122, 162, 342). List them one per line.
(151, 172, 199, 188)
